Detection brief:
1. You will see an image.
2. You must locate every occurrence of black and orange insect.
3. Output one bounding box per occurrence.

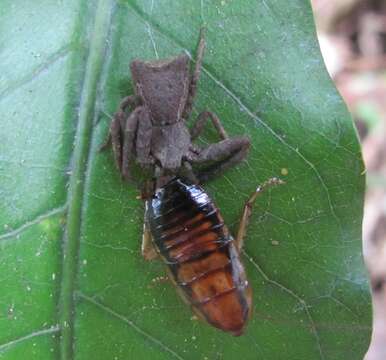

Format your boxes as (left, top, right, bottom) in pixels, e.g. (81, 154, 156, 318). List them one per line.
(144, 177, 281, 335)
(102, 30, 282, 335)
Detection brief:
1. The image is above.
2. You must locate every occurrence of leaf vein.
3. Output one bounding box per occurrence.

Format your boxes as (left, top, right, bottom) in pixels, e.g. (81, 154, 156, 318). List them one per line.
(0, 325, 59, 353)
(0, 45, 72, 101)
(243, 249, 325, 360)
(0, 204, 67, 241)
(78, 292, 185, 360)
(57, 1, 115, 359)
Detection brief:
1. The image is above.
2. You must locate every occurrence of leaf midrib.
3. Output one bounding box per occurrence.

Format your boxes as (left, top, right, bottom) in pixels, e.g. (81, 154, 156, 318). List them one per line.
(58, 1, 114, 358)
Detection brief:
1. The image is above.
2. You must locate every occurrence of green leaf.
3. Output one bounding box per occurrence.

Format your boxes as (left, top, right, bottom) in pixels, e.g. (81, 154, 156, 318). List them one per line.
(0, 0, 371, 359)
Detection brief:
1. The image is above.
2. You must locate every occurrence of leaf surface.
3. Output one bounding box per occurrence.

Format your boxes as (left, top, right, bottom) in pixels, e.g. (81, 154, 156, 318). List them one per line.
(0, 1, 371, 359)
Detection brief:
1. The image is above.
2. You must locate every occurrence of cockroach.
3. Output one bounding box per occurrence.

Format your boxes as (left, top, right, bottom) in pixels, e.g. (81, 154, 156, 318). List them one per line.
(143, 177, 282, 335)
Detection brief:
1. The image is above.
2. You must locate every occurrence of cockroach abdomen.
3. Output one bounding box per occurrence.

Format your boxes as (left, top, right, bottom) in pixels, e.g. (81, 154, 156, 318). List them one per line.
(146, 177, 252, 335)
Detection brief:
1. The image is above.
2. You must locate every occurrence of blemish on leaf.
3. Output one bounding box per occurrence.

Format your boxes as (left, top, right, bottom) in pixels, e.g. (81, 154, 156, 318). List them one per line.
(281, 167, 289, 176)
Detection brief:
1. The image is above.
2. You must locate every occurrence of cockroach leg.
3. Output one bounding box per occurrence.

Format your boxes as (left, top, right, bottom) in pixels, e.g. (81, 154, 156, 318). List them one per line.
(235, 177, 285, 251)
(140, 180, 155, 200)
(141, 223, 159, 261)
(141, 200, 159, 261)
